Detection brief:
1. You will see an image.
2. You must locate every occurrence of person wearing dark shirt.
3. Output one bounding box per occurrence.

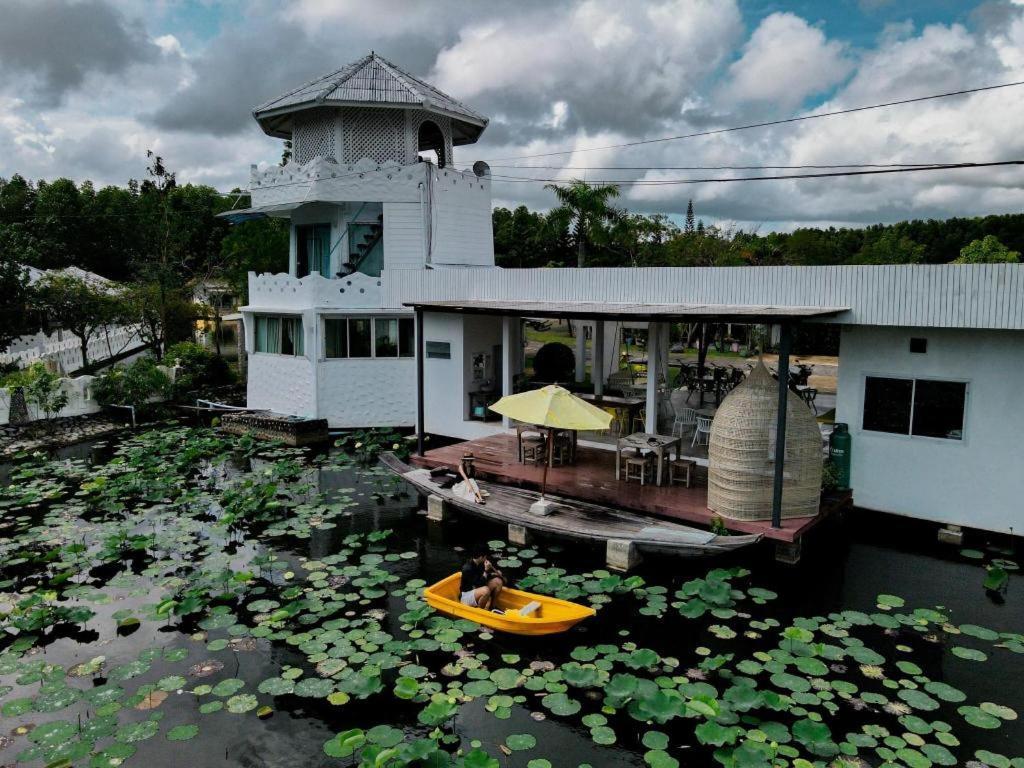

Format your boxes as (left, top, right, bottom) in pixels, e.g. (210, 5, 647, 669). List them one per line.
(459, 545, 504, 610)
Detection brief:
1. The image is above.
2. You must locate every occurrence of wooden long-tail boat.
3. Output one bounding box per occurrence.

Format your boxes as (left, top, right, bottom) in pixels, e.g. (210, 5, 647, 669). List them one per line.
(381, 453, 761, 556)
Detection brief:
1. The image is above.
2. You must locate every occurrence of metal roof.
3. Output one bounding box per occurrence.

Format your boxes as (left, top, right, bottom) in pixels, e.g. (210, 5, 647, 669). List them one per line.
(253, 53, 488, 142)
(404, 299, 848, 322)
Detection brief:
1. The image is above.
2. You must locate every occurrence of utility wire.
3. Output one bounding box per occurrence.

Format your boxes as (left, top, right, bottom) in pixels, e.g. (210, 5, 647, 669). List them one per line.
(482, 160, 1024, 185)
(479, 161, 955, 171)
(483, 80, 1024, 162)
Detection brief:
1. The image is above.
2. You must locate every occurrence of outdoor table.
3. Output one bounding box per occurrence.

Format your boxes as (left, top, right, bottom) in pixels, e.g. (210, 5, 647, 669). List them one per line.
(579, 393, 644, 433)
(515, 423, 577, 466)
(615, 432, 682, 486)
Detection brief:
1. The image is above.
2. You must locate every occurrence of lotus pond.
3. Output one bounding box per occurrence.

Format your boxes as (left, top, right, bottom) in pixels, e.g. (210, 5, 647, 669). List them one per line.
(0, 425, 1022, 768)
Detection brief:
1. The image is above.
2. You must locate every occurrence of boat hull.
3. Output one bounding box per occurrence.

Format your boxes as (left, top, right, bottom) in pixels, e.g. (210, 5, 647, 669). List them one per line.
(423, 573, 595, 636)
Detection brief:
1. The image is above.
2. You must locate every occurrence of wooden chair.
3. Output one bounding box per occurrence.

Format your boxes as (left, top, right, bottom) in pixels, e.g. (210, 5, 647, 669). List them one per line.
(624, 453, 653, 485)
(521, 435, 546, 465)
(668, 458, 696, 488)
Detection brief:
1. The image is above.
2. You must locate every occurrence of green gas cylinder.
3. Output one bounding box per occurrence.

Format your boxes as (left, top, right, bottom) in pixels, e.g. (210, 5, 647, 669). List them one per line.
(829, 423, 852, 490)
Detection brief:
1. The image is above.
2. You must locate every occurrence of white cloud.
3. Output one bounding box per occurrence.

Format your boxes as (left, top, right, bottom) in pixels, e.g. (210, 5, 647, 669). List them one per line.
(722, 12, 854, 111)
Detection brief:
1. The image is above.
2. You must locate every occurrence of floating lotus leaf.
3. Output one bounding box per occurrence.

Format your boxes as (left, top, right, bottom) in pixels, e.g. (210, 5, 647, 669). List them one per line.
(157, 675, 186, 692)
(198, 700, 223, 714)
(591, 725, 616, 745)
(541, 692, 580, 716)
(166, 724, 199, 741)
(505, 733, 536, 751)
(924, 681, 966, 702)
(211, 678, 245, 697)
(959, 624, 999, 641)
(951, 647, 987, 662)
(644, 749, 679, 768)
(226, 694, 258, 713)
(958, 705, 1002, 729)
(257, 677, 294, 696)
(116, 720, 160, 743)
(791, 719, 838, 757)
(898, 689, 940, 712)
(294, 677, 334, 697)
(980, 702, 1017, 720)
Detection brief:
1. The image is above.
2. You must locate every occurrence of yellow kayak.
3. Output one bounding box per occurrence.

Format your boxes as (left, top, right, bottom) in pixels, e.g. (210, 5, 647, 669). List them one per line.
(423, 573, 596, 636)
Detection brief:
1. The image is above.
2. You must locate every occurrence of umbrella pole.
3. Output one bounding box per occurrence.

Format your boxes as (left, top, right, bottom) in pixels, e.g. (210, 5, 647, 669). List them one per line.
(541, 429, 551, 498)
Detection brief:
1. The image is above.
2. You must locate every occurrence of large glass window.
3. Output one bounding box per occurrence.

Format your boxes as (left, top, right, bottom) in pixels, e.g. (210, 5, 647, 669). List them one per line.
(296, 223, 332, 278)
(254, 315, 303, 357)
(349, 319, 372, 358)
(324, 319, 347, 359)
(863, 376, 913, 435)
(862, 376, 966, 440)
(323, 317, 415, 359)
(912, 380, 967, 440)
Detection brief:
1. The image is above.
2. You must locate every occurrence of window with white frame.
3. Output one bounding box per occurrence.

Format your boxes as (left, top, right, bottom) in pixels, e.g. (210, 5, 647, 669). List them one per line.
(254, 315, 304, 356)
(324, 317, 414, 359)
(862, 376, 966, 440)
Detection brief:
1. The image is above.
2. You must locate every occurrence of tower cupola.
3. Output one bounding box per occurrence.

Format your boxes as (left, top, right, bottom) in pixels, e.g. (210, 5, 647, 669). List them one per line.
(252, 52, 488, 168)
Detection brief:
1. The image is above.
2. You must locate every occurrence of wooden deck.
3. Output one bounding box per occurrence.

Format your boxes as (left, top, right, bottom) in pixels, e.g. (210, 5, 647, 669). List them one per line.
(411, 434, 832, 543)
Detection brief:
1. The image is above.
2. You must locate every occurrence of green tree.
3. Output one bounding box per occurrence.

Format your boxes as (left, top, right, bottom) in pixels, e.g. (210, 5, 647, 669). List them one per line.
(855, 230, 925, 265)
(954, 235, 1021, 263)
(33, 273, 123, 369)
(544, 180, 620, 267)
(684, 200, 695, 235)
(0, 253, 33, 353)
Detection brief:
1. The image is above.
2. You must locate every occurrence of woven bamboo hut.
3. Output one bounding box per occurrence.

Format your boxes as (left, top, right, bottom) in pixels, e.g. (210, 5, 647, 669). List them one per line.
(708, 361, 823, 521)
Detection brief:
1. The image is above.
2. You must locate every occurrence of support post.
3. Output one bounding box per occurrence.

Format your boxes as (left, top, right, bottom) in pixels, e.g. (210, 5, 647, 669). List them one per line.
(575, 320, 587, 383)
(645, 321, 660, 434)
(416, 307, 425, 457)
(502, 315, 514, 428)
(426, 494, 449, 522)
(771, 322, 793, 528)
(508, 523, 531, 546)
(593, 321, 605, 396)
(606, 539, 642, 572)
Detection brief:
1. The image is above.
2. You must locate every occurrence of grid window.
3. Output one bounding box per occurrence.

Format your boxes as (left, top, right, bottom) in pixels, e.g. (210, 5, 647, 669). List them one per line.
(323, 317, 415, 359)
(254, 315, 303, 357)
(862, 376, 966, 441)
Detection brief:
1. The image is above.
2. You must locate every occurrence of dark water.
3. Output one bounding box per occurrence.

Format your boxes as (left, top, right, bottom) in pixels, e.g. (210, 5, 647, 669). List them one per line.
(0, 428, 1021, 768)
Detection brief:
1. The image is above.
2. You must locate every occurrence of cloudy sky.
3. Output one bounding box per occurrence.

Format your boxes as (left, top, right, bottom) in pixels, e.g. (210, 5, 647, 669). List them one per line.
(2, 0, 1023, 230)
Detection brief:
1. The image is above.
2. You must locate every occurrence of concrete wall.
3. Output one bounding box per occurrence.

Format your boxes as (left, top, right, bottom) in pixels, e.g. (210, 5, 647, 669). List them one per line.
(429, 168, 494, 268)
(246, 353, 316, 418)
(836, 325, 1024, 533)
(317, 357, 416, 428)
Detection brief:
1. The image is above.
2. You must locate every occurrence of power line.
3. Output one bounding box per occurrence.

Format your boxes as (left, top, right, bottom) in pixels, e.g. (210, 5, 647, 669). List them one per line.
(483, 80, 1024, 162)
(482, 160, 1024, 186)
(480, 162, 953, 171)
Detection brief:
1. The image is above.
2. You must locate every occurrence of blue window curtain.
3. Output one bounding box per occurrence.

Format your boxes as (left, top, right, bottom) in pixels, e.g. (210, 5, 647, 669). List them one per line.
(264, 317, 282, 354)
(254, 316, 269, 353)
(291, 318, 304, 356)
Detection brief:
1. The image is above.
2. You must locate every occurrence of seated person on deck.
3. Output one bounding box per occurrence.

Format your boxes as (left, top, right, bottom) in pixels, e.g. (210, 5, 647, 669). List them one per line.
(459, 546, 505, 610)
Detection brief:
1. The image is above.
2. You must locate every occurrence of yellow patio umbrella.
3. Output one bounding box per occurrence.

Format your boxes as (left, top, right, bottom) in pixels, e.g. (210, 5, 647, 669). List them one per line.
(489, 385, 613, 498)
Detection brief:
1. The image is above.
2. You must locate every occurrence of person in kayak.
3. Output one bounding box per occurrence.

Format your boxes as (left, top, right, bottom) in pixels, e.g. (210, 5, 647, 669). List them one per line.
(459, 546, 505, 610)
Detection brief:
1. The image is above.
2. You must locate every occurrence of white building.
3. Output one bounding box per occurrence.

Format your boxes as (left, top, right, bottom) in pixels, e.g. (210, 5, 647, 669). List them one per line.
(233, 54, 1024, 535)
(232, 53, 494, 428)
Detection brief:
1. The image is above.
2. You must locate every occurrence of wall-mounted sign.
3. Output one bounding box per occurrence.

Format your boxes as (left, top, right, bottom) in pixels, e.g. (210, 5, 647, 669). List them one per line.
(426, 341, 451, 359)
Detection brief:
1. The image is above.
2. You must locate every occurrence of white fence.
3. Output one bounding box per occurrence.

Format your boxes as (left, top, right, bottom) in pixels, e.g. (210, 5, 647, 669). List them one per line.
(0, 365, 176, 426)
(1, 325, 147, 374)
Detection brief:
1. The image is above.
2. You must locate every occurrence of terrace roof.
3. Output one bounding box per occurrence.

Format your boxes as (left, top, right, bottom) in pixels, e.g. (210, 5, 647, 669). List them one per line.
(404, 299, 848, 323)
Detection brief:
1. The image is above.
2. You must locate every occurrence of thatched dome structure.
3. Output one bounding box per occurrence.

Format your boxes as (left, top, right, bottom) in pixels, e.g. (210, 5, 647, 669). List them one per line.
(708, 361, 823, 521)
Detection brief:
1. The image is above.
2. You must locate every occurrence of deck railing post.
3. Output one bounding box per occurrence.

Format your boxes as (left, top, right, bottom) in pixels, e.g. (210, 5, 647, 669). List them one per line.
(645, 321, 660, 434)
(416, 307, 425, 457)
(771, 321, 793, 528)
(593, 321, 605, 396)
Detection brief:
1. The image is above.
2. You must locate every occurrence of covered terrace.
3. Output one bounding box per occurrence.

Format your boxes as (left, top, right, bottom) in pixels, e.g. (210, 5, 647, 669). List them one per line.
(408, 298, 847, 537)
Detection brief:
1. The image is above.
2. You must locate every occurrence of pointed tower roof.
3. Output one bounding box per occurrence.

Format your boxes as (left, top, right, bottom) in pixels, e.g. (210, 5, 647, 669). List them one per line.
(253, 52, 488, 145)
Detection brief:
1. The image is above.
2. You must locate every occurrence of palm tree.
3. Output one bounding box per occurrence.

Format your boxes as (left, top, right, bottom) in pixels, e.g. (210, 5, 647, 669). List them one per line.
(545, 180, 620, 268)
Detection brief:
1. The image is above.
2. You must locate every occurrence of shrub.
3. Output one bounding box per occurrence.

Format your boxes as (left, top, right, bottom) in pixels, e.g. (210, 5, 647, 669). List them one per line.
(93, 358, 171, 410)
(533, 342, 576, 383)
(164, 342, 235, 400)
(334, 429, 410, 463)
(4, 363, 70, 422)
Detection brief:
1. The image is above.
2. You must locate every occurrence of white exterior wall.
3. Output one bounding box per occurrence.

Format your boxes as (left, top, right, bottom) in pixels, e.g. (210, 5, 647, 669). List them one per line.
(423, 313, 506, 440)
(836, 325, 1024, 533)
(383, 202, 425, 269)
(429, 168, 494, 267)
(246, 352, 317, 418)
(317, 358, 416, 428)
